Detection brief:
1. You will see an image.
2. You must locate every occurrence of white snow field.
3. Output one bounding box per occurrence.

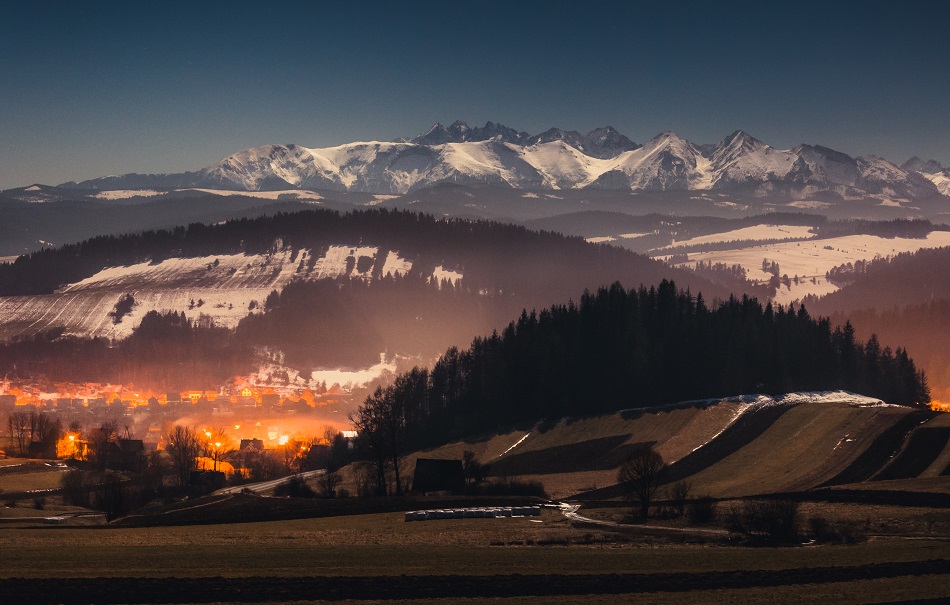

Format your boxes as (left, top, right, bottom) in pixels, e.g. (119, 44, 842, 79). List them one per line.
(665, 231, 950, 305)
(93, 189, 165, 200)
(660, 224, 817, 249)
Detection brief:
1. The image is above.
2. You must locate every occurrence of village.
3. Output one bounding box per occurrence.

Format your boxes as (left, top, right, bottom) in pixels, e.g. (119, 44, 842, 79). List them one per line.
(0, 378, 357, 470)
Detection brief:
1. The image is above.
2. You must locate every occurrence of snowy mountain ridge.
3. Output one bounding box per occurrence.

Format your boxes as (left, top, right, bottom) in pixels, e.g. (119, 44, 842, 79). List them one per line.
(56, 122, 943, 200)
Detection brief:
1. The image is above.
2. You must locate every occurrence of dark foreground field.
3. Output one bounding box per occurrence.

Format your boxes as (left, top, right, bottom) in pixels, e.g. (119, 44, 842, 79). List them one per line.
(1, 508, 948, 604)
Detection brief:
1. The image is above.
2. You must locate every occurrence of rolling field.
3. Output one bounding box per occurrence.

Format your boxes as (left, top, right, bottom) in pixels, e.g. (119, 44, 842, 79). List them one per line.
(410, 401, 743, 499)
(683, 403, 916, 497)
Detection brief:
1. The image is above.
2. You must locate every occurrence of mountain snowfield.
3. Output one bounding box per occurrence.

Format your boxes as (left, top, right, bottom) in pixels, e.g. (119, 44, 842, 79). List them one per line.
(0, 245, 424, 341)
(56, 122, 946, 201)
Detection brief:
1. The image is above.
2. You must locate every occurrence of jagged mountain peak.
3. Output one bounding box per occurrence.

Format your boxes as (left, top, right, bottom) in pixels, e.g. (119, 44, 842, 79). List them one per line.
(902, 156, 944, 174)
(721, 130, 764, 148)
(409, 120, 530, 145)
(43, 124, 947, 201)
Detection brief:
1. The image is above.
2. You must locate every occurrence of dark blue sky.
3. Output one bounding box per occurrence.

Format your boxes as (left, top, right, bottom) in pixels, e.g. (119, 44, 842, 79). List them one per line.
(2, 0, 948, 189)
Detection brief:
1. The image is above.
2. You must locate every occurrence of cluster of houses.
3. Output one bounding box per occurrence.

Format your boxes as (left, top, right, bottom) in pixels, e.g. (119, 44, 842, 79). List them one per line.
(1, 382, 355, 466)
(0, 383, 345, 415)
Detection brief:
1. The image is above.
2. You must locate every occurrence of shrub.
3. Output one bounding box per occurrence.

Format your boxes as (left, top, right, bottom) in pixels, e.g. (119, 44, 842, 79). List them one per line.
(686, 496, 717, 525)
(808, 515, 866, 544)
(32, 496, 46, 510)
(669, 480, 691, 517)
(274, 475, 316, 498)
(727, 499, 800, 543)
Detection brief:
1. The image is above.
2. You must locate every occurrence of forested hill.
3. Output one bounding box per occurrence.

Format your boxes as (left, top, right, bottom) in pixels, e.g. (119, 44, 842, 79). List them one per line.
(809, 246, 950, 314)
(807, 246, 950, 401)
(359, 281, 930, 450)
(0, 208, 728, 302)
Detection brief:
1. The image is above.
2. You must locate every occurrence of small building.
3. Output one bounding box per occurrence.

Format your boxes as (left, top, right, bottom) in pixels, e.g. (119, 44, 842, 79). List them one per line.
(411, 458, 465, 495)
(104, 439, 146, 472)
(28, 440, 56, 459)
(239, 438, 264, 452)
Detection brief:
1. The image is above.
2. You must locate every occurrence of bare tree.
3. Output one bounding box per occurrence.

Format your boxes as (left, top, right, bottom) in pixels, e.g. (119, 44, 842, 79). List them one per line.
(617, 448, 666, 520)
(669, 479, 692, 517)
(165, 426, 201, 487)
(318, 468, 343, 498)
(350, 391, 389, 496)
(462, 450, 487, 486)
(6, 411, 31, 455)
(89, 420, 119, 468)
(200, 427, 235, 473)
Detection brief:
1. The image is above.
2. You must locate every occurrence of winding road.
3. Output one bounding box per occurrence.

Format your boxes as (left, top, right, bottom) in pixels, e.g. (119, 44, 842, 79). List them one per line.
(212, 469, 325, 495)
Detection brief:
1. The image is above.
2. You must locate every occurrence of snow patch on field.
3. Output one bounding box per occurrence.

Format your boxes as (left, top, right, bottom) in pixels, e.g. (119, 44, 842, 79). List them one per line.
(186, 188, 323, 200)
(432, 265, 463, 286)
(662, 224, 815, 249)
(497, 433, 530, 458)
(250, 354, 397, 392)
(364, 194, 398, 206)
(380, 250, 412, 277)
(618, 232, 652, 239)
(93, 189, 164, 200)
(786, 200, 832, 210)
(585, 236, 616, 244)
(0, 243, 401, 341)
(312, 245, 378, 279)
(667, 231, 950, 305)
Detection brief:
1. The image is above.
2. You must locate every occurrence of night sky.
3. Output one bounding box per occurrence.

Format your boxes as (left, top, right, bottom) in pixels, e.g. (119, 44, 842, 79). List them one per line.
(2, 0, 948, 189)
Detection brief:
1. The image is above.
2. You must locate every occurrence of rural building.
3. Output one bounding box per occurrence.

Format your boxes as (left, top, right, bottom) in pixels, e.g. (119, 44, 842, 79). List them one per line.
(104, 439, 146, 471)
(240, 438, 264, 452)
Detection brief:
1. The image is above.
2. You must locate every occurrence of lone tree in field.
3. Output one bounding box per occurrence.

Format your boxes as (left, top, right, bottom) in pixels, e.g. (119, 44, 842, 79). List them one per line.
(618, 448, 666, 521)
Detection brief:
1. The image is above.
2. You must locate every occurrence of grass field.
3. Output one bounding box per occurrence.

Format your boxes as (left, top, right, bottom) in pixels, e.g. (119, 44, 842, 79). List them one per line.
(0, 510, 947, 603)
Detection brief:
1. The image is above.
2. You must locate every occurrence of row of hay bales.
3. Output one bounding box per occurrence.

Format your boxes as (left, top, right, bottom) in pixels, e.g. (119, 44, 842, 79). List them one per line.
(404, 506, 542, 522)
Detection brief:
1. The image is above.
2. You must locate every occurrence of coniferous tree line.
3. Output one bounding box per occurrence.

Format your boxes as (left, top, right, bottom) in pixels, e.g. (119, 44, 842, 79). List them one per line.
(236, 274, 518, 369)
(354, 280, 930, 456)
(826, 301, 950, 402)
(809, 246, 950, 313)
(0, 312, 254, 390)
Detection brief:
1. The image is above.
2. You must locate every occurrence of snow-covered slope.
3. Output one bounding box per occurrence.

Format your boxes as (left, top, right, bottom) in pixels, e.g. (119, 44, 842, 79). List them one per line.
(0, 246, 419, 340)
(55, 122, 945, 200)
(588, 132, 709, 191)
(902, 157, 950, 196)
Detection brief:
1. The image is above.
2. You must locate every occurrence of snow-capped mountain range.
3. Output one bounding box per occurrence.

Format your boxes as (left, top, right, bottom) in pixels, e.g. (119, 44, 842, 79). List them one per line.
(55, 122, 945, 200)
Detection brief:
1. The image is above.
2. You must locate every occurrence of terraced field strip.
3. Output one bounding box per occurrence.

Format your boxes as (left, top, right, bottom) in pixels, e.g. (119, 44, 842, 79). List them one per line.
(3, 560, 948, 603)
(919, 414, 950, 477)
(874, 428, 950, 480)
(659, 404, 791, 485)
(822, 411, 931, 487)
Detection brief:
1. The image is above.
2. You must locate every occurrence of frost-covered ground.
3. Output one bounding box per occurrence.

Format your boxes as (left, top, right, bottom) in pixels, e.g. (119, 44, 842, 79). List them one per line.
(248, 354, 399, 394)
(93, 189, 165, 200)
(663, 231, 950, 305)
(0, 245, 420, 340)
(91, 188, 325, 201)
(186, 188, 324, 201)
(659, 224, 816, 249)
(432, 265, 463, 286)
